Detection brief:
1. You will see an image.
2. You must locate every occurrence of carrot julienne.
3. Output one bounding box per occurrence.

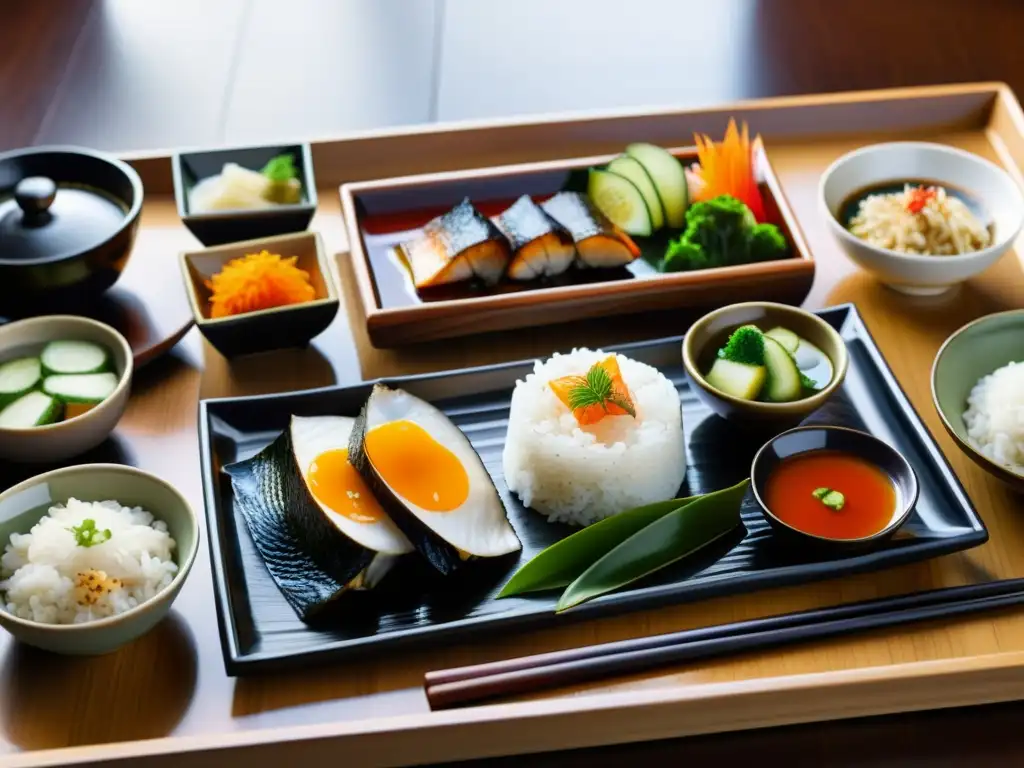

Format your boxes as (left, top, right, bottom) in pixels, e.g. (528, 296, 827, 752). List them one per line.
(549, 356, 636, 426)
(205, 250, 316, 318)
(690, 118, 767, 222)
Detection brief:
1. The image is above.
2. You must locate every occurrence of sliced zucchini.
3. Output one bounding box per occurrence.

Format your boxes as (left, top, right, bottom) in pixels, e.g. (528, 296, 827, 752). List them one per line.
(705, 358, 767, 401)
(762, 335, 803, 402)
(764, 327, 800, 355)
(587, 169, 652, 236)
(0, 357, 42, 407)
(606, 156, 665, 230)
(43, 372, 118, 405)
(0, 391, 62, 429)
(41, 340, 110, 376)
(624, 143, 689, 228)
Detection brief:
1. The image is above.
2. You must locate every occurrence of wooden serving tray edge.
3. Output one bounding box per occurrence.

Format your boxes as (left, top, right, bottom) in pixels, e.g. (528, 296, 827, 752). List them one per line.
(32, 81, 1021, 768)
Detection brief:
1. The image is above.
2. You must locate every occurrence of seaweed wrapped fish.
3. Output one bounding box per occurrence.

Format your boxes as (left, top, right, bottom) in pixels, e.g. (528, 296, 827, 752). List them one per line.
(224, 415, 412, 622)
(492, 195, 576, 280)
(541, 191, 640, 269)
(349, 384, 521, 575)
(398, 198, 511, 289)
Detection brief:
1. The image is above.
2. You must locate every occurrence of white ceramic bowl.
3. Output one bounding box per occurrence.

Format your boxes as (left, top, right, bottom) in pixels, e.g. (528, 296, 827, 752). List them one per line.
(820, 142, 1024, 295)
(0, 316, 133, 463)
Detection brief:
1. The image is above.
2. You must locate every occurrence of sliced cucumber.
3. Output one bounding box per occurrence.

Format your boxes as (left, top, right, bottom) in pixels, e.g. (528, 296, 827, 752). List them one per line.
(762, 335, 803, 402)
(0, 391, 62, 429)
(705, 358, 767, 401)
(41, 340, 110, 376)
(606, 156, 665, 230)
(624, 143, 689, 228)
(587, 169, 652, 236)
(43, 372, 118, 405)
(765, 327, 800, 355)
(0, 357, 42, 407)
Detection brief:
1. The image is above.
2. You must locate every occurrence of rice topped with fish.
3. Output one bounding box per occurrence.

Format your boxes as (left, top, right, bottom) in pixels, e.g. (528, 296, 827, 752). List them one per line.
(1, 498, 177, 625)
(503, 348, 687, 526)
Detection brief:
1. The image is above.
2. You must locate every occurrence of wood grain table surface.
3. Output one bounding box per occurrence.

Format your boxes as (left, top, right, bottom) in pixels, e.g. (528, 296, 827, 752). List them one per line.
(3, 1, 1024, 766)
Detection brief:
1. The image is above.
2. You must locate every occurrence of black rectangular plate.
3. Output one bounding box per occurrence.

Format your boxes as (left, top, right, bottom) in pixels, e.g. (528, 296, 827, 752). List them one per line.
(198, 304, 986, 674)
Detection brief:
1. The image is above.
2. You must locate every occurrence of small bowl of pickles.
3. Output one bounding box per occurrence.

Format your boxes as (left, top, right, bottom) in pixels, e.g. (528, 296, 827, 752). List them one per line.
(0, 315, 133, 463)
(683, 302, 849, 425)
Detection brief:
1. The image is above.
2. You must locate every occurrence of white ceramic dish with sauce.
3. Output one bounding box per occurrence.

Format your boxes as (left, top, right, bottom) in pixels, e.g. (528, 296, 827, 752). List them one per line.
(819, 141, 1024, 295)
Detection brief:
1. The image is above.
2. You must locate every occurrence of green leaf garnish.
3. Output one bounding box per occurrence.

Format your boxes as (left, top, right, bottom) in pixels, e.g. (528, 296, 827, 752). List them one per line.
(68, 518, 112, 548)
(800, 372, 818, 390)
(812, 487, 845, 511)
(566, 362, 636, 417)
(261, 154, 298, 183)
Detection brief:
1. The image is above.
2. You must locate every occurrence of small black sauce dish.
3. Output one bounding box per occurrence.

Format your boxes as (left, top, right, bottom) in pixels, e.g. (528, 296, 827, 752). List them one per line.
(172, 143, 317, 247)
(750, 425, 919, 551)
(0, 146, 144, 313)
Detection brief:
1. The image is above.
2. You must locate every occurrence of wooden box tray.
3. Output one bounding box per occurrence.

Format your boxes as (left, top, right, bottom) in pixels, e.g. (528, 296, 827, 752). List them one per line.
(9, 83, 1024, 768)
(340, 147, 814, 347)
(199, 303, 984, 673)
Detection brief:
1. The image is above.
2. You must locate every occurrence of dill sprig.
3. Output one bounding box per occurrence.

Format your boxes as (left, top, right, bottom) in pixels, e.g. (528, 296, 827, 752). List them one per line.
(566, 362, 636, 417)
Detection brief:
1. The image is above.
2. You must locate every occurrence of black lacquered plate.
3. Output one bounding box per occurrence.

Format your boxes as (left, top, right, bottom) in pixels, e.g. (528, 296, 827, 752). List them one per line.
(198, 304, 986, 674)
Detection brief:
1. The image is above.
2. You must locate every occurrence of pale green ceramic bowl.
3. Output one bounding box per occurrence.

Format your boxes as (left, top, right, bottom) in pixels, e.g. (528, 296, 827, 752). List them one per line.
(932, 310, 1024, 492)
(0, 464, 199, 654)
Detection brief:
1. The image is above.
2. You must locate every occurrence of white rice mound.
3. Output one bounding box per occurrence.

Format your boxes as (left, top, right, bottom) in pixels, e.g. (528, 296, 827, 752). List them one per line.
(963, 361, 1024, 477)
(0, 499, 177, 625)
(503, 348, 687, 526)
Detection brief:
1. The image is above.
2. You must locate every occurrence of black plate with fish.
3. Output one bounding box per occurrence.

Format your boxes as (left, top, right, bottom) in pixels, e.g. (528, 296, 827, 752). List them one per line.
(199, 304, 986, 674)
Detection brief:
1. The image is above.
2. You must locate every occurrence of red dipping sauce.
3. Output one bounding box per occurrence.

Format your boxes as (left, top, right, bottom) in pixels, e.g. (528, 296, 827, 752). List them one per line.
(764, 450, 897, 540)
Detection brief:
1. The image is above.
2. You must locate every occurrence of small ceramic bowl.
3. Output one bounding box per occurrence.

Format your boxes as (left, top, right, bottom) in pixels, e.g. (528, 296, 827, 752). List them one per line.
(750, 425, 919, 550)
(0, 463, 199, 655)
(820, 141, 1024, 296)
(180, 231, 339, 358)
(172, 143, 317, 247)
(683, 302, 849, 426)
(0, 316, 132, 463)
(932, 309, 1024, 491)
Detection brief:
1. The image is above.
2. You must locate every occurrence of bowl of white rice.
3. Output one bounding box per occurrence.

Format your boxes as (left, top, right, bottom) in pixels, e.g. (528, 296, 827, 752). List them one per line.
(932, 310, 1024, 491)
(820, 142, 1024, 296)
(0, 463, 199, 654)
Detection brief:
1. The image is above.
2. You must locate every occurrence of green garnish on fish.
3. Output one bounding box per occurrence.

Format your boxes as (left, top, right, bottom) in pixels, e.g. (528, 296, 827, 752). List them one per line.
(68, 518, 112, 548)
(261, 154, 299, 183)
(812, 487, 845, 511)
(565, 361, 636, 418)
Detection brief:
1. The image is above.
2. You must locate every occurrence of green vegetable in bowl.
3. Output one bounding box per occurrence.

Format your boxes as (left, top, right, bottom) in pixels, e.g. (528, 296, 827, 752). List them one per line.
(661, 194, 788, 272)
(260, 154, 302, 205)
(812, 487, 846, 511)
(717, 325, 765, 366)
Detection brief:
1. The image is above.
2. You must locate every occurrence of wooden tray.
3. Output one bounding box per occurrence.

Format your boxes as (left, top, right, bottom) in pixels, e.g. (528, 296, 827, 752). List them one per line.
(7, 83, 1024, 768)
(340, 147, 814, 346)
(200, 304, 985, 674)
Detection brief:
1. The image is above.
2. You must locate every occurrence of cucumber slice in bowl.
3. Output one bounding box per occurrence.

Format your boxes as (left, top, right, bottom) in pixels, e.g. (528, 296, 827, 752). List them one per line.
(764, 327, 800, 355)
(587, 168, 653, 236)
(41, 340, 110, 375)
(624, 143, 689, 228)
(43, 372, 119, 405)
(0, 391, 63, 429)
(762, 335, 803, 402)
(606, 156, 665, 230)
(0, 357, 42, 408)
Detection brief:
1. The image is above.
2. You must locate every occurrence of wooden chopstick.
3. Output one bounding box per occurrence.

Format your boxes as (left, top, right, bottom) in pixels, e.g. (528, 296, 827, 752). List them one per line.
(425, 578, 1024, 710)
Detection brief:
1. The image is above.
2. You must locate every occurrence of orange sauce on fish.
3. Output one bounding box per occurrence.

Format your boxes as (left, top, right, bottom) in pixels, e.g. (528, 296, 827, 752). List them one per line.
(764, 450, 896, 540)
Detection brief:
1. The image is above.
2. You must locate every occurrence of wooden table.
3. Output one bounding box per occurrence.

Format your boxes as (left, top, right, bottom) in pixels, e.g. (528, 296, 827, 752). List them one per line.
(2, 85, 1024, 766)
